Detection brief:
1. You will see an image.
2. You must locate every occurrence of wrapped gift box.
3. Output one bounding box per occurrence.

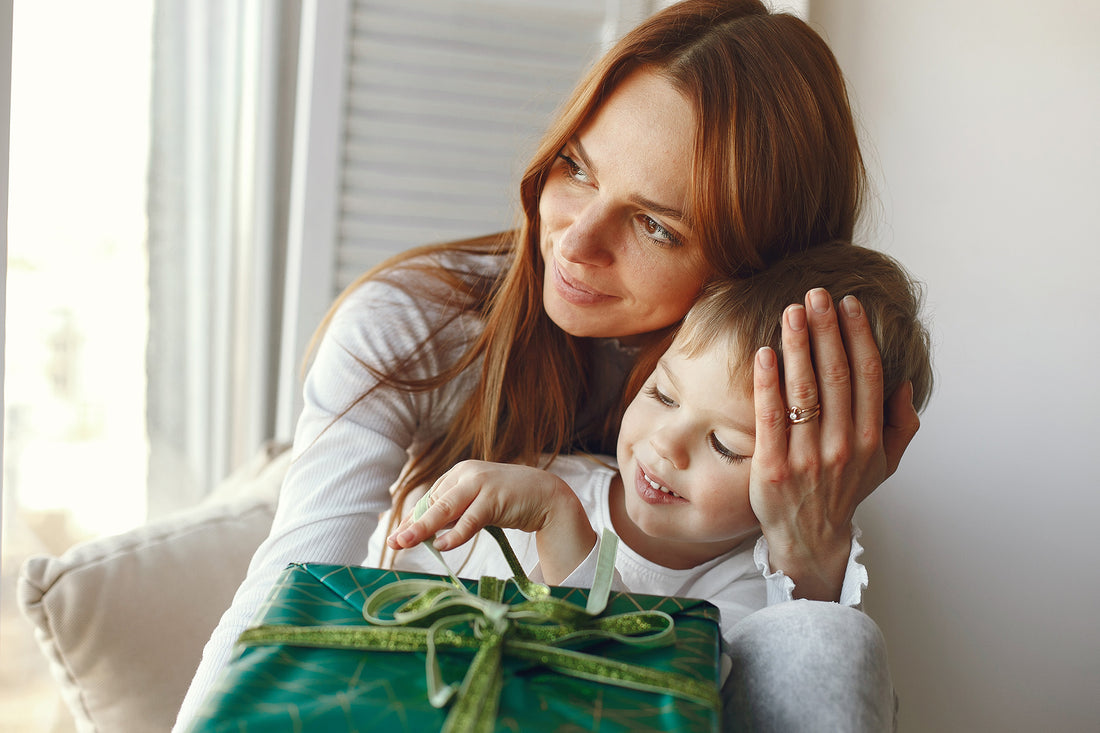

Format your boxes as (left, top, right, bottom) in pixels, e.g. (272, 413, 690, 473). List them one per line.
(189, 562, 722, 732)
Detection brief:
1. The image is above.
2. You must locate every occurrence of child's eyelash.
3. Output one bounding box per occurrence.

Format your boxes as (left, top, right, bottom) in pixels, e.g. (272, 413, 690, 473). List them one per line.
(709, 433, 748, 464)
(644, 384, 675, 407)
(645, 383, 748, 464)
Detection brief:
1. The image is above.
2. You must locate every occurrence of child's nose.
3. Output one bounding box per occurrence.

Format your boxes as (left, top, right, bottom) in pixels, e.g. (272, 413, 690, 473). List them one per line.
(650, 425, 689, 470)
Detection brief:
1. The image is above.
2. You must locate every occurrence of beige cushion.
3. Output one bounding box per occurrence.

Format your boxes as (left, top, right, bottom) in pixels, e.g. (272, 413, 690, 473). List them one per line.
(17, 442, 290, 733)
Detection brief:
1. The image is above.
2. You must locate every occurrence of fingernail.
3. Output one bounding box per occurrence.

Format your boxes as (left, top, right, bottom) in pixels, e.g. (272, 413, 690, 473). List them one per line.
(785, 304, 807, 331)
(395, 529, 413, 546)
(809, 288, 831, 313)
(841, 295, 861, 318)
(757, 347, 776, 369)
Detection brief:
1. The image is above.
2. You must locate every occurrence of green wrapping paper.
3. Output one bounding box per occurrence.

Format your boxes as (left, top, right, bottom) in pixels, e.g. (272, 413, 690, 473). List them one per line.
(189, 562, 723, 732)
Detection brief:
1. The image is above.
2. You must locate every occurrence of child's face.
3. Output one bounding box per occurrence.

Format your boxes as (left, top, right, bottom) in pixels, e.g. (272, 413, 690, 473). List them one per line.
(615, 335, 760, 568)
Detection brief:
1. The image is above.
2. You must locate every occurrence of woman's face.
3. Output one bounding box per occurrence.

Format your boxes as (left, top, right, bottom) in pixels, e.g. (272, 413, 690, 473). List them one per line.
(539, 69, 709, 343)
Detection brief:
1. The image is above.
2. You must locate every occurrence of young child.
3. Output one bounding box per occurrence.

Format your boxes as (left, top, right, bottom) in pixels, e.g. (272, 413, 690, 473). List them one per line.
(376, 243, 933, 644)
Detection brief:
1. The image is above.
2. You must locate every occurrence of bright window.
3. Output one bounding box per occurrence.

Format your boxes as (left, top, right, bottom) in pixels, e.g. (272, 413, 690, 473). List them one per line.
(1, 2, 153, 729)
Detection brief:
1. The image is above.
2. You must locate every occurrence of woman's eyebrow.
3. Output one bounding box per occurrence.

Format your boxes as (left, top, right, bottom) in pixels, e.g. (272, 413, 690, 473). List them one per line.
(571, 139, 690, 224)
(632, 193, 690, 224)
(569, 138, 599, 178)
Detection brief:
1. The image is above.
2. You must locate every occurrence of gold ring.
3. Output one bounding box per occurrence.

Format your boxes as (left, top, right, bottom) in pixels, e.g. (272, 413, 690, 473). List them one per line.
(787, 404, 821, 425)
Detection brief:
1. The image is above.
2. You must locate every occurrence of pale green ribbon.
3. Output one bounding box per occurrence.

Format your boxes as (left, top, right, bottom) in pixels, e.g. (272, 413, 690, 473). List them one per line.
(239, 495, 719, 732)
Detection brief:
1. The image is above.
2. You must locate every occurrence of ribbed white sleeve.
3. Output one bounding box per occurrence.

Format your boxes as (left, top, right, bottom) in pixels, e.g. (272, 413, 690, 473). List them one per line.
(173, 259, 486, 730)
(753, 524, 868, 608)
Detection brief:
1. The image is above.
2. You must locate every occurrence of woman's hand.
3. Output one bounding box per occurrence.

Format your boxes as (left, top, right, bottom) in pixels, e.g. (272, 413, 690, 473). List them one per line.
(387, 460, 597, 583)
(749, 288, 920, 601)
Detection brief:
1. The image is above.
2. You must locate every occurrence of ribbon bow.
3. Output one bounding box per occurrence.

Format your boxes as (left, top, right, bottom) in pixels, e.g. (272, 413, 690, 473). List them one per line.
(239, 496, 718, 732)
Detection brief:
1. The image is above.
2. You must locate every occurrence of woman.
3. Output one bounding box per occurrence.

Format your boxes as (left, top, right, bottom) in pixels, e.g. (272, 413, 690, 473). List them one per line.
(176, 1, 917, 729)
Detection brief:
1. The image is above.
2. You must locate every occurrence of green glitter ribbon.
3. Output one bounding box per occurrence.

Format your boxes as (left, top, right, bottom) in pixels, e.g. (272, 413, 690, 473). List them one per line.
(238, 495, 718, 732)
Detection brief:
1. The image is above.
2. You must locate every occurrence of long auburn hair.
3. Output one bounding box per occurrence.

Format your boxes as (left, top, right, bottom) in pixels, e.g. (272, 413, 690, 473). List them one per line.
(307, 0, 868, 524)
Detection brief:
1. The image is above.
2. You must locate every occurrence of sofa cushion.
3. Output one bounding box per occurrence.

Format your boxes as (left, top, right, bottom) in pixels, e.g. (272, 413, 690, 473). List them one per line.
(16, 442, 289, 733)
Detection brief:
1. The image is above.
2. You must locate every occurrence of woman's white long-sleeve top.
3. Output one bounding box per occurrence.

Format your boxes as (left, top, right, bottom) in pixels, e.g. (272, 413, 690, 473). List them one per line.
(173, 251, 543, 729)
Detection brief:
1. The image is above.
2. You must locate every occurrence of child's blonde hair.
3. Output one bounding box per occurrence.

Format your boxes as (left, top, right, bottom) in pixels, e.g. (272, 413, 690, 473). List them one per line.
(676, 243, 934, 411)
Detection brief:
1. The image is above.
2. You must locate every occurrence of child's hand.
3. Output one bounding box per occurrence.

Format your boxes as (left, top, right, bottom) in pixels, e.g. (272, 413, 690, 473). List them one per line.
(387, 460, 595, 566)
(387, 460, 560, 550)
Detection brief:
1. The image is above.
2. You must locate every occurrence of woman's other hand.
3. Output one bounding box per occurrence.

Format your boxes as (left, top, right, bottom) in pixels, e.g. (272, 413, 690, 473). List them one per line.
(386, 460, 596, 583)
(749, 288, 920, 601)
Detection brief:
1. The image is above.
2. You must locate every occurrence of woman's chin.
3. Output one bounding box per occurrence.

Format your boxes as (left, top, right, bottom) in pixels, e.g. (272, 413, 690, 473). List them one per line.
(543, 297, 604, 338)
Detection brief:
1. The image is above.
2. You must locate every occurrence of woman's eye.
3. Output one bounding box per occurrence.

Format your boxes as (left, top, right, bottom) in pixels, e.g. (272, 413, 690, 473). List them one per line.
(638, 215, 682, 248)
(556, 153, 590, 184)
(709, 433, 748, 464)
(645, 384, 676, 407)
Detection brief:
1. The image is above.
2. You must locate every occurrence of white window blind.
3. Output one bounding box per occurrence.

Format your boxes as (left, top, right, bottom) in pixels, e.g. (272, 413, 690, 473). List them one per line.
(334, 0, 606, 288)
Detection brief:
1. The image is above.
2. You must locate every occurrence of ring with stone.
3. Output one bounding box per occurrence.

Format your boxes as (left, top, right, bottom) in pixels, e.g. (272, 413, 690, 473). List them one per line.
(786, 403, 821, 425)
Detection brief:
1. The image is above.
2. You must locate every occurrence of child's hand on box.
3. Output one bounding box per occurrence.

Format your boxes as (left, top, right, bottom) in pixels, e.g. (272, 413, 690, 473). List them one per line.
(386, 460, 597, 584)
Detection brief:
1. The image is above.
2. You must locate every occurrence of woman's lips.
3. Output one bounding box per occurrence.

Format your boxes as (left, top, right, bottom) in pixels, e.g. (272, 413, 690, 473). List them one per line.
(633, 464, 686, 505)
(551, 259, 612, 305)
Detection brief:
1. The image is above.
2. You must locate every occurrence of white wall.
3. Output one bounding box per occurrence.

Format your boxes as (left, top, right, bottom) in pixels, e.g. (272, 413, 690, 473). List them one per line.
(812, 2, 1100, 730)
